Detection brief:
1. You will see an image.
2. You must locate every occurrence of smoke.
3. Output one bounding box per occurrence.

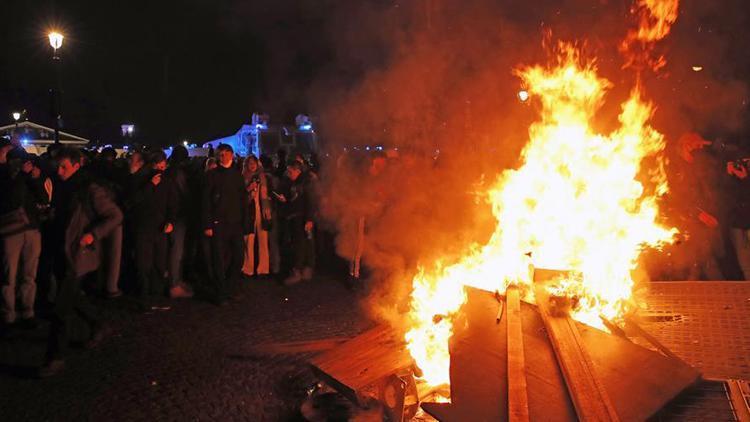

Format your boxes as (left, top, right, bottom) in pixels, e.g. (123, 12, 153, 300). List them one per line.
(301, 0, 748, 322)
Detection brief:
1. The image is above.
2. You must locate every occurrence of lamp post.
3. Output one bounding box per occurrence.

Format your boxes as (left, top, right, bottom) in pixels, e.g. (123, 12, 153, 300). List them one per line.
(12, 112, 21, 130)
(48, 31, 64, 144)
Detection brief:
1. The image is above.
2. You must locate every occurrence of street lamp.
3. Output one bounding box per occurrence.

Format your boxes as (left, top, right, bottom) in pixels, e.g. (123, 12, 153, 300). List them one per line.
(48, 31, 64, 144)
(48, 32, 64, 55)
(12, 112, 21, 130)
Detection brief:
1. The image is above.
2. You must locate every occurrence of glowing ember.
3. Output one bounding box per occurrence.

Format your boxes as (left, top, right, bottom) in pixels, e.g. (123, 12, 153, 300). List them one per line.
(405, 1, 682, 388)
(518, 90, 530, 102)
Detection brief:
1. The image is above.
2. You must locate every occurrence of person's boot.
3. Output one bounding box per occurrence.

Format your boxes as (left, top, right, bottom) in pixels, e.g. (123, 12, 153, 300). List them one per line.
(37, 359, 65, 378)
(283, 269, 303, 286)
(302, 267, 314, 281)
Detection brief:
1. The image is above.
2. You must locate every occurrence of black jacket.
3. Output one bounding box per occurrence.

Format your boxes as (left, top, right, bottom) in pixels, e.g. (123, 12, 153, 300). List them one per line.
(201, 164, 250, 233)
(129, 169, 176, 234)
(278, 174, 314, 223)
(0, 163, 49, 234)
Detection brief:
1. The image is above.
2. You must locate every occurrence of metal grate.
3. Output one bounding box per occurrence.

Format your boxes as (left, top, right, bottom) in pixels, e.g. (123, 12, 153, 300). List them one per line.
(651, 380, 737, 421)
(640, 281, 750, 380)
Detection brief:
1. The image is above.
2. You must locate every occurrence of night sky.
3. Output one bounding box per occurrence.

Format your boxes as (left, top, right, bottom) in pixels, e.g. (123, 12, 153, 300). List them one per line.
(2, 0, 748, 147)
(1, 0, 348, 145)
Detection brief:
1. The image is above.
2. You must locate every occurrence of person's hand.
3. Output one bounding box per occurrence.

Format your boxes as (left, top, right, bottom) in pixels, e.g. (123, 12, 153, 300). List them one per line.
(204, 229, 214, 237)
(727, 161, 748, 179)
(164, 223, 174, 234)
(151, 173, 162, 186)
(43, 178, 53, 201)
(262, 207, 272, 220)
(304, 221, 314, 233)
(22, 161, 33, 174)
(31, 166, 41, 179)
(80, 233, 95, 247)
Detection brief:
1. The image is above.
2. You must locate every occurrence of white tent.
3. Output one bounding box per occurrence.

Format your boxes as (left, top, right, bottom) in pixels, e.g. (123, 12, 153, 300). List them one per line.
(0, 121, 90, 154)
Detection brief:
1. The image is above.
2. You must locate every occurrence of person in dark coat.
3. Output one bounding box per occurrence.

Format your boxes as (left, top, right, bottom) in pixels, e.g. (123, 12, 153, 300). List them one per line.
(201, 144, 249, 305)
(165, 145, 194, 298)
(279, 161, 316, 285)
(130, 150, 175, 302)
(39, 147, 123, 377)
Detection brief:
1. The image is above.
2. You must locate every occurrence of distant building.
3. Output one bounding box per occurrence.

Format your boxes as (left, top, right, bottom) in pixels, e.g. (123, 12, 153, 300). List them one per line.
(0, 120, 89, 154)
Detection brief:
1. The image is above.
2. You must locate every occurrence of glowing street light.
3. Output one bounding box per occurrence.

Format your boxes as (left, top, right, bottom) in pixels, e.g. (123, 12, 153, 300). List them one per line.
(48, 30, 65, 144)
(12, 112, 21, 130)
(48, 31, 64, 51)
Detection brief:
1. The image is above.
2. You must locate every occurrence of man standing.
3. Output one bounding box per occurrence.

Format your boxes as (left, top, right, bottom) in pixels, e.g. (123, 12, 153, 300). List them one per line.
(0, 140, 47, 328)
(38, 147, 122, 377)
(130, 150, 175, 302)
(280, 161, 316, 285)
(201, 144, 249, 305)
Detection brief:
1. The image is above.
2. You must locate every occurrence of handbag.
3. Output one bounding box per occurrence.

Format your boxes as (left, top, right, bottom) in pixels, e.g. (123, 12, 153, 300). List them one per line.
(0, 207, 30, 237)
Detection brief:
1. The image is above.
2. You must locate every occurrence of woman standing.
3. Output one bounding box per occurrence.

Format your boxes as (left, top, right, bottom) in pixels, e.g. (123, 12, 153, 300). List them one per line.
(241, 156, 271, 277)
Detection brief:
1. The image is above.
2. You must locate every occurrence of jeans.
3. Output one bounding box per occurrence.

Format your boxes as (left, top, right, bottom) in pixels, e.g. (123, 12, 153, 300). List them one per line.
(168, 221, 186, 286)
(99, 225, 122, 294)
(209, 224, 243, 300)
(1, 229, 41, 323)
(135, 231, 168, 298)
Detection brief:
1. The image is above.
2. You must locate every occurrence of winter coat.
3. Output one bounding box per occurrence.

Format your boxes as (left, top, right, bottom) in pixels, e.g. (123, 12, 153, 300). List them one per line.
(60, 172, 123, 278)
(201, 164, 250, 233)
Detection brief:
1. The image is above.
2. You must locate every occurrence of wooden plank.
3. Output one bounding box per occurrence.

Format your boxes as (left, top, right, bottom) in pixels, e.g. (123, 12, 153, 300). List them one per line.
(623, 317, 682, 361)
(727, 380, 750, 422)
(533, 285, 621, 422)
(505, 286, 530, 421)
(250, 337, 350, 355)
(310, 325, 413, 405)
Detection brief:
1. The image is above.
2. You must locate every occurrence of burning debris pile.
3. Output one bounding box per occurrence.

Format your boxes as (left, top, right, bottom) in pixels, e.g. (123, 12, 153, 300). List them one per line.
(405, 0, 681, 389)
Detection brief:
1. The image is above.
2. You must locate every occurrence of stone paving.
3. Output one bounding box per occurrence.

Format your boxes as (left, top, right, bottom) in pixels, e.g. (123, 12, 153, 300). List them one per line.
(0, 275, 372, 421)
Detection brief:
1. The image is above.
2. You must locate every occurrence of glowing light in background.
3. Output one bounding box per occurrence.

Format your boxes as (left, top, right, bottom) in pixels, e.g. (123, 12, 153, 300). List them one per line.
(518, 90, 530, 102)
(692, 65, 703, 72)
(48, 31, 64, 50)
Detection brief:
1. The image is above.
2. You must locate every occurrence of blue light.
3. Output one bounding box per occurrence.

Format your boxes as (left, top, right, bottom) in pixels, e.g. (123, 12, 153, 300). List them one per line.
(21, 138, 29, 145)
(255, 123, 268, 130)
(299, 123, 313, 131)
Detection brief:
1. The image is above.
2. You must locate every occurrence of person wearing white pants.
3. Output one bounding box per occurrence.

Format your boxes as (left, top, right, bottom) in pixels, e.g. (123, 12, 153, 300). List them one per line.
(241, 156, 270, 277)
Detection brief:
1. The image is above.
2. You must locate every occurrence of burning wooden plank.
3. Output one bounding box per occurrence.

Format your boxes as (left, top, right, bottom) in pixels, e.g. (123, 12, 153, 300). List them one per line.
(533, 283, 621, 421)
(506, 285, 530, 421)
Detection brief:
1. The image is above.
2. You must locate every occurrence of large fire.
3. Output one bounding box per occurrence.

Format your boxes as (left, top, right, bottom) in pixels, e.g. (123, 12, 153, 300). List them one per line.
(405, 2, 681, 389)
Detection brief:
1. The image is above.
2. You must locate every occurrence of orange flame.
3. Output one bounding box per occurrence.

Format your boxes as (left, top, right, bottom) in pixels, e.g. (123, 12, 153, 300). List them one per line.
(620, 0, 680, 71)
(405, 41, 678, 388)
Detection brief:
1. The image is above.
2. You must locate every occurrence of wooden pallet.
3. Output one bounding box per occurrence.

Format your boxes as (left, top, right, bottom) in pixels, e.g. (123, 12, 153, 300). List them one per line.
(309, 325, 414, 406)
(422, 287, 701, 421)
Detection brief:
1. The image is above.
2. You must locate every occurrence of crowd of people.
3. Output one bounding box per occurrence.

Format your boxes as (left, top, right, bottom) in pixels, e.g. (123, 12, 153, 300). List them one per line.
(2, 127, 750, 378)
(0, 134, 321, 377)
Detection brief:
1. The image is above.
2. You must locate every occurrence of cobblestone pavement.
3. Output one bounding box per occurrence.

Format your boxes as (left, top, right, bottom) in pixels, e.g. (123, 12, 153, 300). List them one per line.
(0, 275, 372, 421)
